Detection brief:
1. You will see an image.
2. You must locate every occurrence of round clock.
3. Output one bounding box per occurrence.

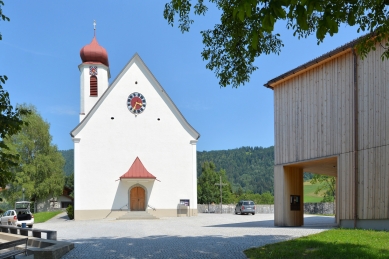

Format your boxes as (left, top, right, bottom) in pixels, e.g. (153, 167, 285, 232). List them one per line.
(127, 92, 146, 114)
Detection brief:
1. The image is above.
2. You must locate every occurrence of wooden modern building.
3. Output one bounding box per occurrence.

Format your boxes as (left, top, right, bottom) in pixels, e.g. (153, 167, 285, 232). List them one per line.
(265, 36, 389, 230)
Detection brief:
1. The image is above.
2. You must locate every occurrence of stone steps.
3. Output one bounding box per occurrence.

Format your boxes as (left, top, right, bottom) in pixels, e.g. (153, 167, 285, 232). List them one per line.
(117, 211, 158, 220)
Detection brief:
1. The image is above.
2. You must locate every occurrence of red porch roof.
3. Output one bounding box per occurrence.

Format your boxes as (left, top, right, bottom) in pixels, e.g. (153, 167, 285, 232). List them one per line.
(120, 157, 156, 180)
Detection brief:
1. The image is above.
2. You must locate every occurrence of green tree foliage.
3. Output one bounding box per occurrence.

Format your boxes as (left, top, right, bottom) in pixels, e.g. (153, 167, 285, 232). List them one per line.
(0, 77, 29, 188)
(66, 204, 74, 220)
(0, 2, 30, 188)
(235, 191, 274, 204)
(310, 175, 336, 202)
(303, 172, 314, 181)
(197, 146, 274, 194)
(260, 191, 274, 204)
(0, 1, 10, 41)
(2, 104, 65, 205)
(164, 0, 389, 87)
(60, 149, 74, 176)
(197, 161, 234, 204)
(64, 173, 74, 198)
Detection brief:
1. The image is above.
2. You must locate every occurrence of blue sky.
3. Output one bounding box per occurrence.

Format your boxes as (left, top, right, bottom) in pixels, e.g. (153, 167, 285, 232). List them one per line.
(2, 1, 361, 152)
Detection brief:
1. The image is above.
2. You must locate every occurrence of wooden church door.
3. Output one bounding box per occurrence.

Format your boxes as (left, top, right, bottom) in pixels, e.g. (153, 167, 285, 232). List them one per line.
(130, 187, 145, 211)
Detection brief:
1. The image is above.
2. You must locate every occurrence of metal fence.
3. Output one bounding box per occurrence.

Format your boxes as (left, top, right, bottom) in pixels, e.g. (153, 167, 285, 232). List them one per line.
(198, 202, 334, 215)
(197, 204, 274, 214)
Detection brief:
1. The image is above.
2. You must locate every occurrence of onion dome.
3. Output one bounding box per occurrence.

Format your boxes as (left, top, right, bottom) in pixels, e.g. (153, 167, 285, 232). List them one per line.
(80, 36, 109, 67)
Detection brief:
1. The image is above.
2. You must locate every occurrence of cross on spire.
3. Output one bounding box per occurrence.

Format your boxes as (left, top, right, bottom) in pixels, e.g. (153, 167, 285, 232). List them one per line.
(93, 20, 96, 36)
(215, 175, 228, 214)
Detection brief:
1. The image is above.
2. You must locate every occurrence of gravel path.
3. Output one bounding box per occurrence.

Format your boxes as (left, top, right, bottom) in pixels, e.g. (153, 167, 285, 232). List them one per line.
(36, 213, 336, 258)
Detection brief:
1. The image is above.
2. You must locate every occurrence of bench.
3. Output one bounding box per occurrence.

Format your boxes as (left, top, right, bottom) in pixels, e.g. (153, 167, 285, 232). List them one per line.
(0, 226, 57, 240)
(31, 229, 57, 240)
(0, 238, 28, 259)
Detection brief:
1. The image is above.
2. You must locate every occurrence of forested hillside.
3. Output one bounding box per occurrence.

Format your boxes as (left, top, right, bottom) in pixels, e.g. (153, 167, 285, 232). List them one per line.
(60, 150, 74, 176)
(197, 146, 274, 194)
(60, 146, 275, 194)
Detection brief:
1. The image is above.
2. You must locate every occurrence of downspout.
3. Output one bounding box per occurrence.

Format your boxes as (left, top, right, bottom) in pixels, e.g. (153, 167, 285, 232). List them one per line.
(352, 48, 359, 229)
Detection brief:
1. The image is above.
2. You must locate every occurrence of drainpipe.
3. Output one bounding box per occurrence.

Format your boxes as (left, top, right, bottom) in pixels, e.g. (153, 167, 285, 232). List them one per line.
(352, 48, 359, 229)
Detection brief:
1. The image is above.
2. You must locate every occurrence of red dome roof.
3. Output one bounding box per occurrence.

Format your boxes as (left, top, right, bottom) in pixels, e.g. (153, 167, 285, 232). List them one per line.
(80, 36, 109, 67)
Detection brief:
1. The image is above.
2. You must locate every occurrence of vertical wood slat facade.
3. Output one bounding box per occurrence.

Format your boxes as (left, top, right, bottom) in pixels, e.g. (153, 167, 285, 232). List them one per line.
(273, 53, 354, 165)
(270, 40, 389, 224)
(356, 43, 389, 220)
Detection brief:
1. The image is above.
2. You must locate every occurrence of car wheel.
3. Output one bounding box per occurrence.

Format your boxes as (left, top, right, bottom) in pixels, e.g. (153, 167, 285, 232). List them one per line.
(234, 210, 238, 215)
(252, 213, 255, 215)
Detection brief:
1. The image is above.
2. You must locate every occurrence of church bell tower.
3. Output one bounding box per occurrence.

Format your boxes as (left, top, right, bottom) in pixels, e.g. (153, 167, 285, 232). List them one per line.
(78, 21, 110, 121)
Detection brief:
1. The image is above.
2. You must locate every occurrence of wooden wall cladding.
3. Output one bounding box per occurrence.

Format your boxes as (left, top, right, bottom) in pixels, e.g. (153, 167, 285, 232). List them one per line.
(274, 165, 304, 226)
(273, 165, 284, 226)
(357, 43, 389, 150)
(338, 152, 354, 220)
(274, 53, 354, 165)
(272, 40, 389, 222)
(358, 145, 389, 219)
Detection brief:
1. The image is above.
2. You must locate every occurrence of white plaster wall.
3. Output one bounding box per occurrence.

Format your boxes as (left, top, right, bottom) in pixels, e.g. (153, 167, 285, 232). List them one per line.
(79, 63, 109, 121)
(74, 58, 197, 212)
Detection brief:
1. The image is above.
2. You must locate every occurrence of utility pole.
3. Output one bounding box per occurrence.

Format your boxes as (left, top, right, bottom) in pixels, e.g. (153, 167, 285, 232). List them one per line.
(215, 175, 227, 214)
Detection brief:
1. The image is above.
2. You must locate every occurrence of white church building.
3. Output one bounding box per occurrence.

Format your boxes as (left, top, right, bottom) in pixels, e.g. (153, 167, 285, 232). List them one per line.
(70, 32, 200, 220)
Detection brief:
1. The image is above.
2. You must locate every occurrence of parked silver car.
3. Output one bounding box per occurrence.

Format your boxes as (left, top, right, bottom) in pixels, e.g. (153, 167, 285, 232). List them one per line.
(0, 201, 34, 227)
(234, 200, 256, 215)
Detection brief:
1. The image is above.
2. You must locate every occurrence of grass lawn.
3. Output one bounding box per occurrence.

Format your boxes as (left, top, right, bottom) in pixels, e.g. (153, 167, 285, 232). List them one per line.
(304, 181, 324, 203)
(244, 228, 389, 259)
(33, 210, 64, 223)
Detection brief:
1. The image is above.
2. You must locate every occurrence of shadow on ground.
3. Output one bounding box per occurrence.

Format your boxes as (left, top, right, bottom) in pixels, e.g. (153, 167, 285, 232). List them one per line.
(205, 220, 275, 228)
(60, 234, 292, 258)
(303, 216, 337, 228)
(58, 215, 70, 220)
(205, 216, 336, 229)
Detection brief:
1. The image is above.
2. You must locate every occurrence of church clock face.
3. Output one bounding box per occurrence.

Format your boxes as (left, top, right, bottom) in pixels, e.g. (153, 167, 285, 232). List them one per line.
(127, 92, 146, 114)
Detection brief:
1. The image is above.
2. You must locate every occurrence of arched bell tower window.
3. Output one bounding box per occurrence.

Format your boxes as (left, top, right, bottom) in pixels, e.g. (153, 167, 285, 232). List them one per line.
(90, 76, 98, 96)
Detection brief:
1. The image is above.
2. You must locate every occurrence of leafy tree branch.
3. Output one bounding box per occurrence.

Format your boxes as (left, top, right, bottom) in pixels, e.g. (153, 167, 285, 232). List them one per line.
(0, 1, 30, 188)
(2, 105, 65, 206)
(310, 174, 336, 203)
(164, 0, 389, 87)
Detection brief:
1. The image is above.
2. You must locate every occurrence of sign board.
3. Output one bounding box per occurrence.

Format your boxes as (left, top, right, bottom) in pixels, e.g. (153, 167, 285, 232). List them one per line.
(180, 199, 190, 206)
(290, 195, 300, 211)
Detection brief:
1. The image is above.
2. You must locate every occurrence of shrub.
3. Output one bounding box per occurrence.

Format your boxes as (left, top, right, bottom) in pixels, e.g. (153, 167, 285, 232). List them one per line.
(66, 205, 74, 220)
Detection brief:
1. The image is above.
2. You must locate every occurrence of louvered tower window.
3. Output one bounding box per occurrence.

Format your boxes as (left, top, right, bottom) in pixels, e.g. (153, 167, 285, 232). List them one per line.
(90, 76, 98, 96)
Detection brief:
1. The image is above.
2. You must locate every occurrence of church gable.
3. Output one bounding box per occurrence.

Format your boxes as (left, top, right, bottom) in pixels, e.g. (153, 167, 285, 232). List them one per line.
(73, 34, 198, 220)
(71, 53, 199, 140)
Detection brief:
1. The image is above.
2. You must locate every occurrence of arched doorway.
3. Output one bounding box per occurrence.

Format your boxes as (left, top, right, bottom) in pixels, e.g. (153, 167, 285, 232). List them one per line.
(130, 187, 145, 211)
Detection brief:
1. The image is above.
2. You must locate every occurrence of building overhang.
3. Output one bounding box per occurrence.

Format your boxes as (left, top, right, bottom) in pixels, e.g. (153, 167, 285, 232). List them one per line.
(119, 177, 156, 183)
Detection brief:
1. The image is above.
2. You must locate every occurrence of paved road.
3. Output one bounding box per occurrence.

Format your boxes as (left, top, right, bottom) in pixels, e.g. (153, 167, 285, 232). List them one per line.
(36, 213, 336, 258)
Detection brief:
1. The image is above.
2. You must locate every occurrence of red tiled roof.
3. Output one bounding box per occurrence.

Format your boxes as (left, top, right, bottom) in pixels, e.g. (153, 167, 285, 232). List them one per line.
(120, 157, 156, 180)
